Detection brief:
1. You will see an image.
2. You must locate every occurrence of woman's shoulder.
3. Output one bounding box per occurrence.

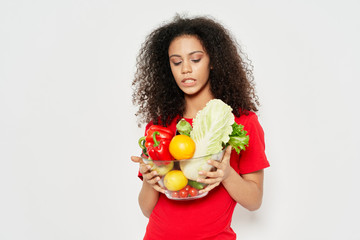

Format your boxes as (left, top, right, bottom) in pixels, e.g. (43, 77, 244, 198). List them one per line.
(234, 111, 258, 125)
(234, 111, 265, 139)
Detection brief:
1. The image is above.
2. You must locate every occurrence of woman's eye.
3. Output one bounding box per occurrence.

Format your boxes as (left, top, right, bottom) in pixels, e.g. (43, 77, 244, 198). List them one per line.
(192, 59, 201, 63)
(172, 61, 182, 66)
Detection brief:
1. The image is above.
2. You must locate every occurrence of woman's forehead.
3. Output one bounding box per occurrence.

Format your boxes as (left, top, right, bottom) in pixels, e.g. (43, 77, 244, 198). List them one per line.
(168, 35, 205, 55)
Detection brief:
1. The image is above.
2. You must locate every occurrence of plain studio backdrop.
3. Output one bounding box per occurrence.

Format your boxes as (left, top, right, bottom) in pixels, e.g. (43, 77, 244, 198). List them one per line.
(1, 0, 359, 239)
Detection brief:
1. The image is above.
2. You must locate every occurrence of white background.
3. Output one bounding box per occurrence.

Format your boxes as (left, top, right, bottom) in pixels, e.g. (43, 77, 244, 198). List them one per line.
(1, 1, 360, 239)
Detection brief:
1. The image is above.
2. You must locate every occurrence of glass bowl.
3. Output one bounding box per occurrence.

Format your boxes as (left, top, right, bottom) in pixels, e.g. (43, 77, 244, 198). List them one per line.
(142, 150, 225, 200)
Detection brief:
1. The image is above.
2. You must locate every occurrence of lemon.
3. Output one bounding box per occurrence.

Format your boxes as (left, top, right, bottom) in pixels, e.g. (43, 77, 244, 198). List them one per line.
(169, 135, 196, 160)
(164, 170, 188, 191)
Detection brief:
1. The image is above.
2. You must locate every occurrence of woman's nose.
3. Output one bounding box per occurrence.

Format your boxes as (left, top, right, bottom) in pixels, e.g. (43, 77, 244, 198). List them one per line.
(181, 60, 192, 74)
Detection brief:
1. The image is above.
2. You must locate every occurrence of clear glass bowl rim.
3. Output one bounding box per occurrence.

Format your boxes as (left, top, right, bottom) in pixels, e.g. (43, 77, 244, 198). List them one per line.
(141, 149, 225, 162)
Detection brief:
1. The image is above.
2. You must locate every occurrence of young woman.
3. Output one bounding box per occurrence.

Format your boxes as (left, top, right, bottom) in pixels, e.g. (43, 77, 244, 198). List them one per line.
(131, 15, 269, 240)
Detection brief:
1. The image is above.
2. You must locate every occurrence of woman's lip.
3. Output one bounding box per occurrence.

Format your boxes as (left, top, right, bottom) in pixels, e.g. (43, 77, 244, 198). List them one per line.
(182, 78, 196, 87)
(182, 78, 196, 83)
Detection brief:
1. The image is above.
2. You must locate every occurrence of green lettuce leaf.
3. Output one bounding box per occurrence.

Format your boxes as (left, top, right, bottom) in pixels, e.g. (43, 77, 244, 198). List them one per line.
(228, 123, 249, 154)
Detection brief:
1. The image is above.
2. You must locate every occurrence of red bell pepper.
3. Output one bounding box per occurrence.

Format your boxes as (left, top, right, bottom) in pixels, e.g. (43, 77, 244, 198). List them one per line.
(138, 125, 174, 165)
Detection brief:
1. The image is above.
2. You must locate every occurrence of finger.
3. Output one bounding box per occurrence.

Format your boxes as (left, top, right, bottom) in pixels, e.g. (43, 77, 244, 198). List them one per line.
(153, 184, 165, 194)
(199, 182, 220, 194)
(207, 159, 221, 169)
(199, 168, 224, 179)
(139, 163, 152, 174)
(199, 164, 224, 180)
(205, 146, 231, 169)
(146, 176, 161, 185)
(131, 156, 144, 164)
(221, 146, 232, 163)
(198, 176, 222, 185)
(143, 170, 159, 182)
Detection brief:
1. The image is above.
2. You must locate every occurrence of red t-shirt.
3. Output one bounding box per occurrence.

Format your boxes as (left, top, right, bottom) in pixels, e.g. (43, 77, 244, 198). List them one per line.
(138, 112, 269, 240)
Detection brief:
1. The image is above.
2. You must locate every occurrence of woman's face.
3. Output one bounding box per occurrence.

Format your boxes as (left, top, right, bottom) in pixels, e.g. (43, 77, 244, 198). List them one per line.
(168, 35, 211, 97)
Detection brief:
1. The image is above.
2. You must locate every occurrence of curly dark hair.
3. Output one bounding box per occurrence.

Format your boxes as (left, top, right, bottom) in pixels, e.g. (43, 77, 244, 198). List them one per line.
(132, 14, 259, 127)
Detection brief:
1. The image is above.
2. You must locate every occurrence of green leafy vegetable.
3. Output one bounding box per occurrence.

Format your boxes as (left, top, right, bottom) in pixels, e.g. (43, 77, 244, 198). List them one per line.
(176, 118, 192, 136)
(228, 123, 249, 154)
(190, 99, 234, 157)
(180, 99, 234, 180)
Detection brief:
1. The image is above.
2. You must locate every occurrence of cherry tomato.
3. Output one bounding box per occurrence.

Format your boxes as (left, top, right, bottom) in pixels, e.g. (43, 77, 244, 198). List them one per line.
(184, 185, 190, 192)
(171, 191, 180, 198)
(179, 188, 189, 198)
(189, 187, 198, 197)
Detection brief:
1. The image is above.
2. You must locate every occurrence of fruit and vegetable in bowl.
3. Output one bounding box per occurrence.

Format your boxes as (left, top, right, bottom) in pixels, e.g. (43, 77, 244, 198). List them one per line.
(138, 99, 250, 200)
(142, 150, 225, 200)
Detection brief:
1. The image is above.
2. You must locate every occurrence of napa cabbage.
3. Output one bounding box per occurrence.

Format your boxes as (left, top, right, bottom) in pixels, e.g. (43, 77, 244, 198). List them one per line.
(180, 99, 235, 180)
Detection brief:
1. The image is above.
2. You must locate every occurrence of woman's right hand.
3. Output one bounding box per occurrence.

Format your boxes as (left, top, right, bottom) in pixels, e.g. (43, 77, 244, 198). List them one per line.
(131, 156, 165, 193)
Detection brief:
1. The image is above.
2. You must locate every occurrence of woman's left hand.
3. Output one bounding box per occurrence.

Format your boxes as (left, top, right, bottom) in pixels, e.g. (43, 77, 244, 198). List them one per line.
(197, 145, 232, 194)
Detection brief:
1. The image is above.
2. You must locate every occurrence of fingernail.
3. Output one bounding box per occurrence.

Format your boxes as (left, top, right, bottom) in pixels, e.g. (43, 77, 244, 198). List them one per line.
(198, 171, 203, 175)
(147, 165, 151, 170)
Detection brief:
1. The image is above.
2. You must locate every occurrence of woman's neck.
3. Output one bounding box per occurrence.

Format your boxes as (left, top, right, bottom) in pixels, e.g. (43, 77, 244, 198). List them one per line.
(183, 90, 214, 119)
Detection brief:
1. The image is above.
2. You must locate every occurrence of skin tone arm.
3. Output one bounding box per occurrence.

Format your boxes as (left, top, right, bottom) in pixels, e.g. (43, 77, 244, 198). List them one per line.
(198, 146, 264, 211)
(131, 156, 165, 218)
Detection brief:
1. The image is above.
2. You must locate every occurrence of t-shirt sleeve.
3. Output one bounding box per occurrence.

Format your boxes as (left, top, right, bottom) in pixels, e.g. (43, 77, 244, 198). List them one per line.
(138, 168, 143, 180)
(236, 113, 269, 175)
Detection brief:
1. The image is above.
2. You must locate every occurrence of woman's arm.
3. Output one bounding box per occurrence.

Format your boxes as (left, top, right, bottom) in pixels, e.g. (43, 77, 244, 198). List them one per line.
(131, 156, 164, 218)
(138, 180, 161, 218)
(197, 146, 265, 211)
(222, 169, 264, 211)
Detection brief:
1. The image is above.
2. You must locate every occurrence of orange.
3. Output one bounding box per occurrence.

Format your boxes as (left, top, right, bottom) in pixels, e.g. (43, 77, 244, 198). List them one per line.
(169, 135, 196, 160)
(164, 170, 188, 191)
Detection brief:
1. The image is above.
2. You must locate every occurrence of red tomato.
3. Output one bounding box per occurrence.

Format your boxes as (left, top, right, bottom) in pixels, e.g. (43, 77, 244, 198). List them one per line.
(184, 185, 190, 192)
(189, 187, 198, 197)
(171, 191, 180, 198)
(179, 188, 189, 198)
